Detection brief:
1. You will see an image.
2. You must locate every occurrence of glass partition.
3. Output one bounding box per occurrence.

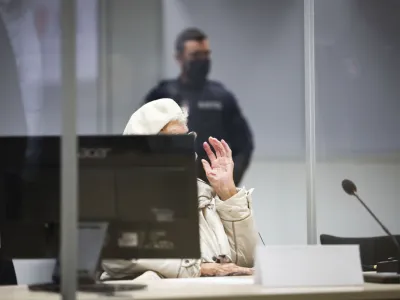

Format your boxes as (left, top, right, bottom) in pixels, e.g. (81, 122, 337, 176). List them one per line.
(104, 0, 307, 245)
(315, 0, 400, 239)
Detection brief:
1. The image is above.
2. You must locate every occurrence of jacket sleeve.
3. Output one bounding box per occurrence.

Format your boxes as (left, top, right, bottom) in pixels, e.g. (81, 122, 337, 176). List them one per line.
(214, 188, 258, 268)
(223, 92, 254, 185)
(101, 258, 201, 280)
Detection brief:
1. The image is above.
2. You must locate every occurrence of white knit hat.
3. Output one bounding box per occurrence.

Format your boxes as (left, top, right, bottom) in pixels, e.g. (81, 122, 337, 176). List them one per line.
(123, 98, 185, 135)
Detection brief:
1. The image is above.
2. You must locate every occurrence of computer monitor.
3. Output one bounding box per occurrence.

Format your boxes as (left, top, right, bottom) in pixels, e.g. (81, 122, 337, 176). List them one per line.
(0, 135, 200, 261)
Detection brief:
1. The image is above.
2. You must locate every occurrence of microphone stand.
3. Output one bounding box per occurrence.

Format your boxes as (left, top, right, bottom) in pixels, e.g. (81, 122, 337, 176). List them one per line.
(352, 192, 400, 283)
(354, 193, 400, 275)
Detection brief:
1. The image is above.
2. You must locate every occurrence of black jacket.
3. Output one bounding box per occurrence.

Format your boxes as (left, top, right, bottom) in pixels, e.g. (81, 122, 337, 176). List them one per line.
(144, 79, 254, 185)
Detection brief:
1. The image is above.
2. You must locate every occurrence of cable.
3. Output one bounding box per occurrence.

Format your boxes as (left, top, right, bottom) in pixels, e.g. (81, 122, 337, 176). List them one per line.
(258, 232, 265, 246)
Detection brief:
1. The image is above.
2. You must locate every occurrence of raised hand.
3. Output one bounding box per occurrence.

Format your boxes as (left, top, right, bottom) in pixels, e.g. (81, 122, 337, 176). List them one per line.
(201, 137, 237, 200)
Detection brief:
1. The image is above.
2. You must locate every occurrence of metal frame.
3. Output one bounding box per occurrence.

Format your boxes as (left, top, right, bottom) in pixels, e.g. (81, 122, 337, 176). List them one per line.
(98, 0, 111, 134)
(304, 0, 317, 245)
(61, 0, 78, 298)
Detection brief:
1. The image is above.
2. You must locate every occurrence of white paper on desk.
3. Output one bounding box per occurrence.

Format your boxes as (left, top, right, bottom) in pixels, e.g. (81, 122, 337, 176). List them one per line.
(254, 245, 364, 288)
(254, 246, 263, 285)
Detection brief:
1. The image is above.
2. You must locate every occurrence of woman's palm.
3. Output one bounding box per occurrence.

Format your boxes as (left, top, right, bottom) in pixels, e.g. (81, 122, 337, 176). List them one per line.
(201, 137, 234, 190)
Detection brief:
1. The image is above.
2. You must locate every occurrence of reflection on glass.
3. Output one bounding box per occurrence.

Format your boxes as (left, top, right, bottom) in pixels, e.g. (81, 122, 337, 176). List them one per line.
(0, 0, 37, 136)
(0, 0, 99, 137)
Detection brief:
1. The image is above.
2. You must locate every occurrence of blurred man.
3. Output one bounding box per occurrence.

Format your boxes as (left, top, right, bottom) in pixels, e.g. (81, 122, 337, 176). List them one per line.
(0, 0, 24, 286)
(144, 28, 254, 185)
(0, 0, 46, 285)
(0, 0, 27, 136)
(0, 0, 45, 136)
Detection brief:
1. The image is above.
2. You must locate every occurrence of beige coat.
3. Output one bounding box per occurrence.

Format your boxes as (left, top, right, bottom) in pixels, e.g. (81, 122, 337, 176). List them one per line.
(101, 179, 258, 279)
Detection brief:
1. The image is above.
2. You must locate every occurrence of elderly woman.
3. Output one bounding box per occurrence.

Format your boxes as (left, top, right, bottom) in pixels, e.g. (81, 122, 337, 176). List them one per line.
(102, 98, 258, 280)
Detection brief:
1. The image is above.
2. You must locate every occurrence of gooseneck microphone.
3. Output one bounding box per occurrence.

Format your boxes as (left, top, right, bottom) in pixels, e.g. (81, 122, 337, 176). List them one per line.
(342, 179, 399, 247)
(341, 179, 400, 282)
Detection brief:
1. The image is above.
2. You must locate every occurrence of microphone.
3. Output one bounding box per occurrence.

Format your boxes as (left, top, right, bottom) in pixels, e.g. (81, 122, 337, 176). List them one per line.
(342, 179, 398, 242)
(341, 179, 357, 196)
(341, 179, 400, 283)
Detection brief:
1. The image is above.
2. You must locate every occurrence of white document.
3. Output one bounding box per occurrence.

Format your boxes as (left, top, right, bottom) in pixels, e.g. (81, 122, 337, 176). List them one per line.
(254, 245, 364, 288)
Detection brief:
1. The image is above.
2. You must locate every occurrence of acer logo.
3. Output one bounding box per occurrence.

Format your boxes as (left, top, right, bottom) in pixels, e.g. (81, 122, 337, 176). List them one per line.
(78, 148, 111, 159)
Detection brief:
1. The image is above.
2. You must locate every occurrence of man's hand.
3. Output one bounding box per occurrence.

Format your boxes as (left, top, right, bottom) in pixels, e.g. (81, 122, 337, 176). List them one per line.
(200, 263, 253, 277)
(201, 137, 237, 200)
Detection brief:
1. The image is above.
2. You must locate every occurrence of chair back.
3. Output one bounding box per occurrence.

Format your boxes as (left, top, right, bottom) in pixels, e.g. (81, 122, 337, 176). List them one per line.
(320, 234, 400, 270)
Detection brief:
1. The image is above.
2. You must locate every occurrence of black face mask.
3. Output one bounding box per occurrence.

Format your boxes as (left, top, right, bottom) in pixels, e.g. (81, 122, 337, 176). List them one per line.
(184, 59, 211, 86)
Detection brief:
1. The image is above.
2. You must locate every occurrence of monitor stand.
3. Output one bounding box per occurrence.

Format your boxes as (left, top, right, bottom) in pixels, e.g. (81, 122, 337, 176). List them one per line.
(28, 222, 146, 294)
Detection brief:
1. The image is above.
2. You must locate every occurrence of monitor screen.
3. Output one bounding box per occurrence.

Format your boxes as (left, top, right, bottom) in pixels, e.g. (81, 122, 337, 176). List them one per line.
(0, 135, 200, 259)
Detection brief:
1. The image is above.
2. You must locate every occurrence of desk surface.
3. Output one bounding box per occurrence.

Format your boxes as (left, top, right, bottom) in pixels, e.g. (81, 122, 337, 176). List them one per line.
(2, 277, 400, 300)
